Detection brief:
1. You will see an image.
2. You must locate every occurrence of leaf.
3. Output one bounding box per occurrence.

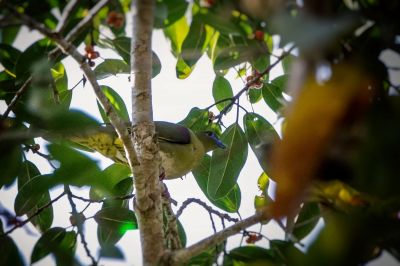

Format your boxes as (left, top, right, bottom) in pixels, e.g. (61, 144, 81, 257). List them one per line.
(198, 11, 241, 35)
(178, 107, 210, 131)
(31, 227, 76, 264)
(176, 56, 192, 79)
(97, 85, 130, 123)
(89, 164, 131, 200)
(228, 246, 276, 263)
(0, 144, 22, 188)
(208, 124, 248, 199)
(154, 0, 188, 28)
(177, 219, 187, 248)
(293, 202, 321, 240)
(18, 161, 53, 231)
(48, 144, 108, 190)
(262, 83, 284, 112)
(94, 59, 130, 80)
(248, 88, 262, 103)
(99, 245, 124, 259)
(163, 16, 189, 55)
(112, 37, 161, 78)
(193, 155, 241, 212)
(214, 41, 265, 71)
(0, 44, 21, 74)
(180, 16, 208, 68)
(271, 74, 289, 91)
(15, 39, 56, 83)
(94, 206, 137, 231)
(212, 76, 234, 111)
(14, 174, 53, 216)
(243, 113, 279, 176)
(0, 235, 25, 266)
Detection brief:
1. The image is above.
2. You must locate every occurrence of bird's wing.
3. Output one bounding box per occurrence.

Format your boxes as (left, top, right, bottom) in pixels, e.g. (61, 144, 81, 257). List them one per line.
(155, 121, 191, 144)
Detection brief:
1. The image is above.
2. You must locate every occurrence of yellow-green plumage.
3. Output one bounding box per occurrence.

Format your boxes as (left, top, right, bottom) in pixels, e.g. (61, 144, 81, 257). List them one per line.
(69, 121, 225, 179)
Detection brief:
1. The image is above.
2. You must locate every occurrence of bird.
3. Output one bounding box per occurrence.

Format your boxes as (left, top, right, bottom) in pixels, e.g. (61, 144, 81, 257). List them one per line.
(68, 121, 226, 179)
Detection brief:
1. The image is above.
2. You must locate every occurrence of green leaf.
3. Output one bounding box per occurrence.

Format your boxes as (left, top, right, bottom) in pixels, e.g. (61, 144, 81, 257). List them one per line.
(163, 16, 189, 55)
(99, 245, 124, 259)
(208, 124, 248, 199)
(214, 40, 265, 71)
(293, 202, 321, 240)
(0, 44, 21, 74)
(14, 174, 53, 216)
(176, 56, 192, 79)
(97, 85, 130, 123)
(262, 83, 284, 112)
(0, 235, 25, 266)
(227, 246, 276, 263)
(177, 219, 187, 248)
(254, 195, 272, 211)
(51, 63, 71, 109)
(0, 26, 21, 45)
(18, 161, 53, 231)
(48, 144, 108, 190)
(271, 74, 289, 91)
(180, 16, 208, 68)
(154, 0, 188, 28)
(0, 144, 22, 188)
(178, 107, 209, 131)
(53, 231, 78, 266)
(112, 37, 161, 78)
(212, 76, 234, 111)
(15, 39, 56, 83)
(282, 54, 296, 74)
(94, 206, 137, 231)
(243, 113, 279, 176)
(248, 88, 262, 103)
(94, 59, 130, 80)
(89, 164, 131, 200)
(193, 155, 241, 212)
(30, 227, 76, 264)
(198, 10, 241, 35)
(257, 172, 270, 194)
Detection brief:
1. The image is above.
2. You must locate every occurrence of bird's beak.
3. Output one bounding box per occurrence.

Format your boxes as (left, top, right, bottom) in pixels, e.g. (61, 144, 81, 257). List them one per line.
(215, 138, 226, 149)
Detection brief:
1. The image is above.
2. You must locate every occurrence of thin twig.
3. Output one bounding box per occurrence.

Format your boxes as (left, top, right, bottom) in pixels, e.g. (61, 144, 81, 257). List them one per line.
(1, 192, 66, 237)
(56, 0, 80, 33)
(70, 193, 135, 203)
(65, 186, 97, 266)
(176, 198, 238, 223)
(2, 77, 32, 119)
(165, 212, 267, 265)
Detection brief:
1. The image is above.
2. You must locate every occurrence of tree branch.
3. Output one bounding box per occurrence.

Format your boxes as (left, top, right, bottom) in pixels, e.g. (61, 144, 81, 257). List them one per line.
(1, 76, 32, 119)
(165, 212, 268, 265)
(65, 186, 97, 266)
(56, 0, 80, 33)
(129, 0, 165, 265)
(6, 2, 139, 170)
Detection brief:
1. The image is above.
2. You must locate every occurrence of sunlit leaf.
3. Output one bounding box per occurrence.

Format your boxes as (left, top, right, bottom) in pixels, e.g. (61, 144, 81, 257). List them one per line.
(94, 206, 137, 231)
(163, 16, 189, 55)
(208, 124, 248, 199)
(0, 44, 21, 75)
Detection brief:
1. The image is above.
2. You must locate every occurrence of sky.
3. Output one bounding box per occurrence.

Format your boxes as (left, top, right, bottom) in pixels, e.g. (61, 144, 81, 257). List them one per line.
(1, 19, 399, 266)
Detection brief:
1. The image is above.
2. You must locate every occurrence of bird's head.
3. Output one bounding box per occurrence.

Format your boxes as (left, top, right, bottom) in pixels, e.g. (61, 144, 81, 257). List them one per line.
(196, 131, 226, 152)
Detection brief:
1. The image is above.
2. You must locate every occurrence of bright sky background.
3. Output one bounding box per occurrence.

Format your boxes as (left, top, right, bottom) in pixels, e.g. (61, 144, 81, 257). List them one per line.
(1, 20, 399, 266)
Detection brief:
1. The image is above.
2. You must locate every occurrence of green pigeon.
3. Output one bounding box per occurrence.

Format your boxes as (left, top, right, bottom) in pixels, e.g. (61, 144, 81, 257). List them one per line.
(69, 121, 225, 179)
